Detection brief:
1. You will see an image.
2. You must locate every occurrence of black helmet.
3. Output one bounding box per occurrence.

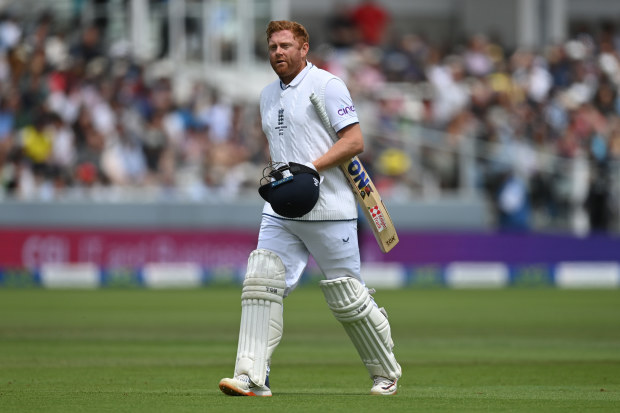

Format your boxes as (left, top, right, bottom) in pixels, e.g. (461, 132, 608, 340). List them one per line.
(259, 162, 320, 218)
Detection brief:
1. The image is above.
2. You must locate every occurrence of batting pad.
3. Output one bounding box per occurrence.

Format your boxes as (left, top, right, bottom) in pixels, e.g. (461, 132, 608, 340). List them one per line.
(320, 277, 402, 380)
(234, 249, 286, 387)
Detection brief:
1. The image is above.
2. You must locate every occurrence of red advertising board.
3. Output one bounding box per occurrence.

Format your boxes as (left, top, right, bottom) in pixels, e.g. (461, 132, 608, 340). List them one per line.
(0, 228, 258, 269)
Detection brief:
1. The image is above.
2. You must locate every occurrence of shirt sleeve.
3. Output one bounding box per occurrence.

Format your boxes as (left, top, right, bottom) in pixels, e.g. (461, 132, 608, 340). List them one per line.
(324, 78, 359, 132)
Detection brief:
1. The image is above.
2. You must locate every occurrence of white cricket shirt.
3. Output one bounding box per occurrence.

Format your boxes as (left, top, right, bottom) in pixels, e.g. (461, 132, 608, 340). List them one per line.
(260, 62, 359, 221)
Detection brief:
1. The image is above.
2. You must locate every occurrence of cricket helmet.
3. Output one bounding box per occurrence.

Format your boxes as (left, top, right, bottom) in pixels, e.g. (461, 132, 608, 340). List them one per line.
(259, 162, 320, 218)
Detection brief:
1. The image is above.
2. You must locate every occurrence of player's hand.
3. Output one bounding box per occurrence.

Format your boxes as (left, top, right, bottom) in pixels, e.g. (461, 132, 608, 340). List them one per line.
(303, 161, 323, 183)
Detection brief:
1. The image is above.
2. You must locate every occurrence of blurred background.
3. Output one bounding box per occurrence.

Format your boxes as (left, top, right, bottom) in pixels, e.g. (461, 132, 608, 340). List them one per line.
(0, 0, 619, 289)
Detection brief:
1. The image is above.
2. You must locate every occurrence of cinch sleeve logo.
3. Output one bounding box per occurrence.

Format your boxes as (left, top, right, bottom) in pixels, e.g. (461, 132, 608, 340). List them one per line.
(337, 105, 356, 116)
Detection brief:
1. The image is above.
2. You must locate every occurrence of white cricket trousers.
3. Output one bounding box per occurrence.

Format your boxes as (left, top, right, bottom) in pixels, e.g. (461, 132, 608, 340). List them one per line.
(256, 214, 362, 297)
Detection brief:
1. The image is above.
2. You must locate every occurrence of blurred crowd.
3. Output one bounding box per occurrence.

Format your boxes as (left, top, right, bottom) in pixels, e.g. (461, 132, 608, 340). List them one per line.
(318, 0, 620, 234)
(0, 2, 619, 233)
(0, 10, 268, 203)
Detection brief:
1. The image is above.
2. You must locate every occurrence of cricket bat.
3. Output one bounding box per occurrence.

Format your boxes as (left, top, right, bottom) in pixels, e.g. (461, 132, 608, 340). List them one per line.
(309, 93, 399, 253)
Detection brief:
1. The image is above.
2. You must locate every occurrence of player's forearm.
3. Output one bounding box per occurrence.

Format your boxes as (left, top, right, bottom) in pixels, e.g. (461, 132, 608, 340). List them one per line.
(312, 124, 364, 172)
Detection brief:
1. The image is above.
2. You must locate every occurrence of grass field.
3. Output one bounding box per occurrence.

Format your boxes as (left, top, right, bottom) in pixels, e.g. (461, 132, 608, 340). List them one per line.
(1, 287, 619, 412)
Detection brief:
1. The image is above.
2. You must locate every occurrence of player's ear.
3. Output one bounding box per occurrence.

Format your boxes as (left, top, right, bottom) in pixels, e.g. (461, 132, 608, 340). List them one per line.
(300, 42, 309, 58)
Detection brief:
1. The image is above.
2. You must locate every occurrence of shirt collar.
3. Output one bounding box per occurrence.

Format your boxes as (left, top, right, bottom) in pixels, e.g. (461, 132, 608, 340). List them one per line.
(280, 61, 314, 90)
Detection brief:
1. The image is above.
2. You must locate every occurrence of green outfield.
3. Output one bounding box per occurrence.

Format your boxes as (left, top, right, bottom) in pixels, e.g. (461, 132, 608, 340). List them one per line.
(1, 287, 619, 412)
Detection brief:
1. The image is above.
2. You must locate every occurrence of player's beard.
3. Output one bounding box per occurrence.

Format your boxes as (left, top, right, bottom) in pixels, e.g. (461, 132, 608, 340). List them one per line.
(271, 55, 305, 84)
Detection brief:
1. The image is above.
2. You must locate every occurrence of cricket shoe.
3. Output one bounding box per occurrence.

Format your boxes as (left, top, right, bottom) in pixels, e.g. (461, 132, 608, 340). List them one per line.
(219, 374, 272, 397)
(370, 376, 398, 395)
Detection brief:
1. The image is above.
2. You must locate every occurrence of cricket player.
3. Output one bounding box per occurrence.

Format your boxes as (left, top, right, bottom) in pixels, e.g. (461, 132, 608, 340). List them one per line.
(218, 20, 401, 396)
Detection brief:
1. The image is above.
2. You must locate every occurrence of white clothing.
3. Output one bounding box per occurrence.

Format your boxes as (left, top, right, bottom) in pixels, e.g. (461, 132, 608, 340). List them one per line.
(257, 214, 361, 296)
(257, 62, 364, 288)
(222, 55, 401, 391)
(260, 62, 359, 221)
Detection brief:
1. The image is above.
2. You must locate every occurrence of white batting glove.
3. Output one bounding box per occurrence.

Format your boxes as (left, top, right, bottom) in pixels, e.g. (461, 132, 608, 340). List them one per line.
(303, 161, 324, 184)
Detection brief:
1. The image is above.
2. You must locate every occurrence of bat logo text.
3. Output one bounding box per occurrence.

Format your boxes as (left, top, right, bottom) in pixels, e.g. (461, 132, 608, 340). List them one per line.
(347, 159, 373, 198)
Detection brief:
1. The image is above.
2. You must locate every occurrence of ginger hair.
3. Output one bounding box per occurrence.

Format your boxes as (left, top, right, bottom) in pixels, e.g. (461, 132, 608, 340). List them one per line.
(266, 20, 309, 46)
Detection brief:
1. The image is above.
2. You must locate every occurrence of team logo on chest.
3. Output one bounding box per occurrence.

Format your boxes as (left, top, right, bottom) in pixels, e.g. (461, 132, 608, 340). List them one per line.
(275, 108, 287, 136)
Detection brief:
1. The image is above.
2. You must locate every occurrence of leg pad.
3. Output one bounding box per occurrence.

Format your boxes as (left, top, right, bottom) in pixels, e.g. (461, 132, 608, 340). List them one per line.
(320, 277, 401, 380)
(234, 249, 286, 386)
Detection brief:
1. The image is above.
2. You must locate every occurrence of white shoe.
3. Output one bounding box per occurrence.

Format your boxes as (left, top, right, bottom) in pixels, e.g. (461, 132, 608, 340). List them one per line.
(370, 376, 398, 395)
(219, 374, 272, 397)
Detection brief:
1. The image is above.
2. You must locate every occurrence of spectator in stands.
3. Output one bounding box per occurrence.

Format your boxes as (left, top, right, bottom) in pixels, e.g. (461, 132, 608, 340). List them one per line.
(426, 54, 469, 127)
(20, 111, 54, 168)
(140, 110, 168, 181)
(196, 88, 232, 144)
(70, 24, 104, 65)
(0, 12, 21, 53)
(326, 4, 358, 49)
(463, 34, 494, 78)
(585, 163, 611, 232)
(496, 170, 531, 231)
(350, 0, 390, 46)
(381, 33, 428, 82)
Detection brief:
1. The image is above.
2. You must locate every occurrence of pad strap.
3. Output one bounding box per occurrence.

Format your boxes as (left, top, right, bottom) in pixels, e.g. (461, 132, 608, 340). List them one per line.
(320, 277, 401, 380)
(234, 249, 286, 386)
